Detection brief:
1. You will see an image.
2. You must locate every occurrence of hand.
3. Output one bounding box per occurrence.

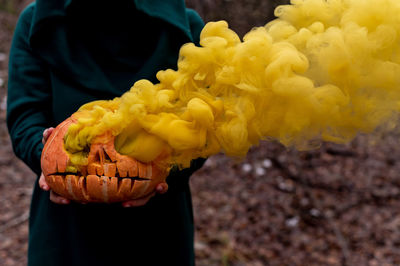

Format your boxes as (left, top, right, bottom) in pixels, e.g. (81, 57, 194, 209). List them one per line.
(39, 172, 71, 204)
(122, 182, 168, 207)
(39, 127, 71, 204)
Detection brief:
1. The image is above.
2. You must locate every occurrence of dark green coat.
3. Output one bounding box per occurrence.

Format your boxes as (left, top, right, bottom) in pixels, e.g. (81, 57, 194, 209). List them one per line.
(7, 1, 204, 265)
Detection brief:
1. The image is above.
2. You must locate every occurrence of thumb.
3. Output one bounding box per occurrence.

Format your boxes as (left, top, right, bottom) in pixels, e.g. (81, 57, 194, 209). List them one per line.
(38, 173, 50, 191)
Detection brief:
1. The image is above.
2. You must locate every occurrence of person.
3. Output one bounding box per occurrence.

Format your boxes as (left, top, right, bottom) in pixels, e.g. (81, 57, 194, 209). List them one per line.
(7, 1, 206, 265)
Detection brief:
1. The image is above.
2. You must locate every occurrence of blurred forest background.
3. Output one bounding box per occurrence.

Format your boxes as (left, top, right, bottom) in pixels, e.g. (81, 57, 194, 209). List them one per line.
(1, 0, 400, 265)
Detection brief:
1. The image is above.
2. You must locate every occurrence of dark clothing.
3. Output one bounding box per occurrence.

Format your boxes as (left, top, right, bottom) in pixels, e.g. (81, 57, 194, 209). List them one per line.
(7, 1, 204, 265)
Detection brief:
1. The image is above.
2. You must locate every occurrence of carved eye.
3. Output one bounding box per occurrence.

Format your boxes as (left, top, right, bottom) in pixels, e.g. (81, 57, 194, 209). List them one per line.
(41, 114, 170, 203)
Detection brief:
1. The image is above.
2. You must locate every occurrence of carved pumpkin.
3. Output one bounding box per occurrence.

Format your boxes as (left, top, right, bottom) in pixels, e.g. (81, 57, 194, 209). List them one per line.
(41, 114, 171, 203)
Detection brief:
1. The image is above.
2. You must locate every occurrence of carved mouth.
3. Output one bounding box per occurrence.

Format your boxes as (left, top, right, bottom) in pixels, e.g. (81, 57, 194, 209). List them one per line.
(45, 156, 157, 202)
(46, 173, 154, 203)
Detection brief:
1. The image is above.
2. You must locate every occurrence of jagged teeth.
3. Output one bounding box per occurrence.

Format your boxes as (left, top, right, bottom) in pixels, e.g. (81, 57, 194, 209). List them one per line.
(87, 163, 103, 175)
(48, 173, 153, 203)
(146, 164, 153, 179)
(103, 163, 116, 177)
(85, 161, 152, 178)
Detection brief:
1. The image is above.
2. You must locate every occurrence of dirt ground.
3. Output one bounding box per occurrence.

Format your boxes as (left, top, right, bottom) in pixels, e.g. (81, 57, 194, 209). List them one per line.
(1, 1, 400, 266)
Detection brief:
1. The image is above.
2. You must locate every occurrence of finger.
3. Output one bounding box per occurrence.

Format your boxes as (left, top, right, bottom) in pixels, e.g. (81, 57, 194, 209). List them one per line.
(42, 127, 55, 144)
(42, 129, 49, 144)
(38, 173, 50, 191)
(122, 192, 156, 208)
(155, 182, 168, 194)
(43, 127, 54, 143)
(49, 191, 70, 204)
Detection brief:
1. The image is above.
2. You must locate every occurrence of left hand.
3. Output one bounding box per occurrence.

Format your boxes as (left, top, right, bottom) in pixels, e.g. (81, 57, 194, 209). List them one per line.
(121, 182, 168, 207)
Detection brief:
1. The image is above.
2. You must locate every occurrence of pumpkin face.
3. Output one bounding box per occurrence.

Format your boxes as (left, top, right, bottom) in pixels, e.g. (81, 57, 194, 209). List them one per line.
(41, 114, 171, 203)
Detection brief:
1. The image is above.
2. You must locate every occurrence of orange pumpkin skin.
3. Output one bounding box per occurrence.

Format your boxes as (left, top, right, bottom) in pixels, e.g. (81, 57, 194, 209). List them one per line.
(41, 114, 170, 203)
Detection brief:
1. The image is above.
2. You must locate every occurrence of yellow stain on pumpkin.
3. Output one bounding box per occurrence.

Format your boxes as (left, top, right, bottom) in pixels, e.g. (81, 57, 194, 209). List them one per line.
(65, 0, 400, 168)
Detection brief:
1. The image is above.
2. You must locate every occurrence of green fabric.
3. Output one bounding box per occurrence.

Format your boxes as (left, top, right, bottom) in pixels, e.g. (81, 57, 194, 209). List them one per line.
(7, 1, 205, 265)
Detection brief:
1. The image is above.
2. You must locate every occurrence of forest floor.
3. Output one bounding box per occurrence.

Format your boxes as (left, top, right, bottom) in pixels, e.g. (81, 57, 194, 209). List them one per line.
(1, 1, 400, 266)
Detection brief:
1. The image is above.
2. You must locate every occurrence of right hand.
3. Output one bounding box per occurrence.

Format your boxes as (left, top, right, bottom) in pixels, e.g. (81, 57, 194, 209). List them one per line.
(39, 127, 70, 204)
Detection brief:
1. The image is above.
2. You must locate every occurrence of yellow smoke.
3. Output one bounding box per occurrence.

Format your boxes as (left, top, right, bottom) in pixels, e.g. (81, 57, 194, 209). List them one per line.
(64, 0, 400, 168)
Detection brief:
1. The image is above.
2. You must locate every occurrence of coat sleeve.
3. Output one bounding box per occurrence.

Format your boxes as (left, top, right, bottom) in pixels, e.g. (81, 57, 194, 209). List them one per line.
(166, 8, 207, 183)
(186, 8, 205, 46)
(7, 4, 52, 176)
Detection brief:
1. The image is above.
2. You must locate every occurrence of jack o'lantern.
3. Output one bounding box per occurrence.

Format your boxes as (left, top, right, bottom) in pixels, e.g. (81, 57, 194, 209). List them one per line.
(41, 114, 171, 203)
